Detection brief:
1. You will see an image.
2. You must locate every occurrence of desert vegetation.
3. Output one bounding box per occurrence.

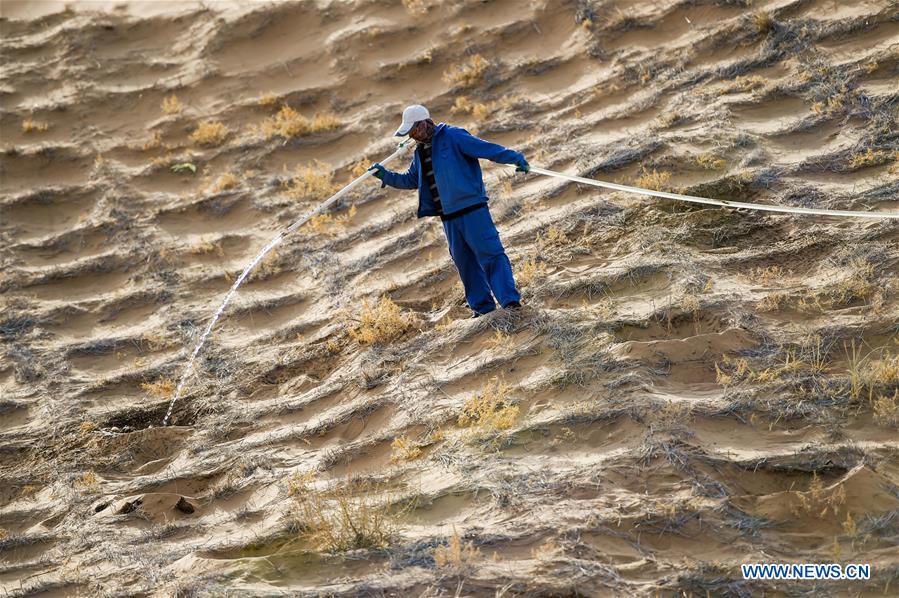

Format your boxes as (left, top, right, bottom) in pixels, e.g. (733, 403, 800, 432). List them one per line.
(0, 0, 897, 595)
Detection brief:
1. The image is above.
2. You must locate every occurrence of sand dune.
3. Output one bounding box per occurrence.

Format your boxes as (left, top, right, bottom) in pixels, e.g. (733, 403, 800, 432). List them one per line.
(1, 0, 898, 595)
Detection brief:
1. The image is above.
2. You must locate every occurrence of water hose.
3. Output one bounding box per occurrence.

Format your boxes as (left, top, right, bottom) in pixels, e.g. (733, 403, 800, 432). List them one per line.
(163, 149, 897, 425)
(162, 138, 415, 426)
(529, 166, 899, 219)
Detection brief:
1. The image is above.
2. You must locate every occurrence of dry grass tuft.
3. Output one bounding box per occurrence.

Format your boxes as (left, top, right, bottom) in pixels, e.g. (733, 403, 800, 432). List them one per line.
(187, 239, 224, 256)
(757, 291, 789, 312)
(212, 172, 239, 193)
(141, 378, 176, 397)
(845, 342, 899, 405)
(434, 524, 481, 572)
(605, 7, 641, 31)
(257, 92, 280, 106)
(22, 118, 49, 133)
(848, 148, 892, 170)
(401, 0, 429, 15)
(752, 10, 774, 35)
(809, 257, 889, 310)
(248, 247, 282, 282)
(443, 54, 489, 88)
(452, 96, 491, 120)
(306, 205, 357, 236)
(535, 224, 569, 252)
(873, 389, 899, 427)
(74, 470, 100, 491)
(390, 435, 422, 463)
(696, 153, 726, 170)
(189, 120, 230, 146)
(347, 296, 417, 345)
(514, 253, 547, 289)
(259, 104, 341, 139)
(458, 376, 519, 434)
(284, 160, 337, 201)
(791, 473, 845, 519)
(161, 93, 183, 115)
(719, 75, 768, 95)
(635, 167, 672, 192)
(285, 473, 399, 552)
(451, 95, 521, 121)
(748, 265, 790, 285)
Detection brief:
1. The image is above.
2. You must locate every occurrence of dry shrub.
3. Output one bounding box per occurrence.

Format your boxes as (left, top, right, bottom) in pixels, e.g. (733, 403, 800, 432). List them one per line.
(605, 7, 641, 31)
(873, 389, 899, 427)
(749, 265, 790, 285)
(719, 75, 767, 95)
(846, 342, 899, 404)
(696, 153, 726, 170)
(402, 0, 429, 15)
(161, 93, 183, 115)
(752, 10, 774, 35)
(22, 118, 49, 133)
(716, 335, 829, 386)
(133, 130, 163, 151)
(189, 120, 229, 146)
(848, 148, 892, 170)
(515, 253, 547, 288)
(351, 160, 371, 178)
(635, 167, 672, 192)
(451, 95, 520, 120)
(810, 258, 888, 309)
(141, 378, 176, 397)
(258, 92, 280, 106)
(260, 104, 341, 139)
(188, 239, 224, 256)
(211, 172, 239, 193)
(390, 435, 422, 463)
(307, 204, 357, 236)
(284, 160, 337, 201)
(248, 247, 282, 282)
(442, 54, 489, 88)
(452, 96, 491, 120)
(434, 524, 480, 572)
(285, 473, 399, 552)
(458, 377, 519, 434)
(757, 291, 789, 312)
(791, 473, 845, 519)
(74, 470, 100, 491)
(347, 296, 417, 345)
(535, 224, 569, 251)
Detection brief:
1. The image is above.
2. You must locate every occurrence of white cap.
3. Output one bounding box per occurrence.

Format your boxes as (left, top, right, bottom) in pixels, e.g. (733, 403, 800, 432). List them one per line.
(394, 104, 430, 136)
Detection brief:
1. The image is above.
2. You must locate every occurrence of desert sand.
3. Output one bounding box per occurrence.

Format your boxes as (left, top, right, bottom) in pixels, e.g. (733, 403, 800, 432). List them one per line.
(1, 0, 898, 595)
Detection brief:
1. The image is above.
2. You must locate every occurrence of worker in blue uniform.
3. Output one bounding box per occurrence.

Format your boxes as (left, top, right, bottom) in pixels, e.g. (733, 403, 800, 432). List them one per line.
(369, 104, 529, 318)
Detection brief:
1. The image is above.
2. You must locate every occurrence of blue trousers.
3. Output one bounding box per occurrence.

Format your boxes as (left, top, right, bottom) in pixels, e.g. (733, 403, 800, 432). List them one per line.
(441, 205, 521, 314)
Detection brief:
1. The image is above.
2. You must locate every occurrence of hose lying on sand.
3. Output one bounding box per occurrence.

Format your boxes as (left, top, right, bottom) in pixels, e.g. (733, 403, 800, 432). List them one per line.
(162, 147, 898, 425)
(530, 166, 899, 220)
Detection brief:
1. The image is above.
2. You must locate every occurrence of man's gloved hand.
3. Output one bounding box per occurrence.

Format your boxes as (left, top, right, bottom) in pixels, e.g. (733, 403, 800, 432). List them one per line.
(515, 158, 530, 173)
(368, 163, 386, 180)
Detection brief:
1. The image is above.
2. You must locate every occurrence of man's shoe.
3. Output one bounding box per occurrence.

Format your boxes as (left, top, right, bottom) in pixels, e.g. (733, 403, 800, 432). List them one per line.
(471, 311, 481, 318)
(503, 301, 522, 310)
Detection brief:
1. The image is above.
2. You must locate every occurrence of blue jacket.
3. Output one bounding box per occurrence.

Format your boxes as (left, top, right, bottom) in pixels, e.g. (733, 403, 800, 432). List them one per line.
(378, 123, 525, 218)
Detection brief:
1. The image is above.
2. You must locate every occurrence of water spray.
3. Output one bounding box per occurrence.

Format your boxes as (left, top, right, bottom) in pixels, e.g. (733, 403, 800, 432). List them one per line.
(162, 139, 414, 426)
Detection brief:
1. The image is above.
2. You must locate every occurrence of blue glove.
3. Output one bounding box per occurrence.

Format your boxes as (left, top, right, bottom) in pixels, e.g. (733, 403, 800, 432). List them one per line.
(515, 158, 530, 173)
(368, 163, 386, 180)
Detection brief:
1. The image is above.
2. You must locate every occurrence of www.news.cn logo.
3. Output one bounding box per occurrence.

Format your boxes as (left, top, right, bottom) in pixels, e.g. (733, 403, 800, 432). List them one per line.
(742, 563, 871, 580)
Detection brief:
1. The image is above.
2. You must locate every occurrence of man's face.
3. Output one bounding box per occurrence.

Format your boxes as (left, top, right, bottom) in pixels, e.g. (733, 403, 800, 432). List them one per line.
(408, 120, 429, 142)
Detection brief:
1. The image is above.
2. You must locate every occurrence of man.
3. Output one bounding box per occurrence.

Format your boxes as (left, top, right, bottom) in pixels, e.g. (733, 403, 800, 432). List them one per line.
(368, 104, 530, 319)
